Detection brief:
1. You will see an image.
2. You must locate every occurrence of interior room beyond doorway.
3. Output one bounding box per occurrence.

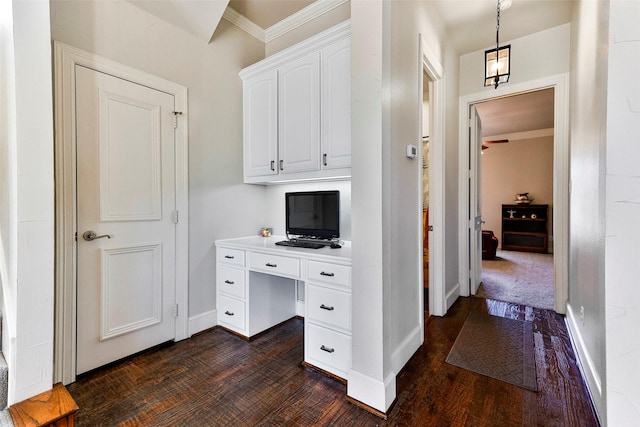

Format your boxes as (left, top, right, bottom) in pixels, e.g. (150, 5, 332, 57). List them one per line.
(474, 88, 555, 310)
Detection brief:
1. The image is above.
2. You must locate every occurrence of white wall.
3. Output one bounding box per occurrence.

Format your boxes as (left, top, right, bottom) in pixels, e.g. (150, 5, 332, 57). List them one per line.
(1, 0, 56, 404)
(50, 0, 266, 319)
(481, 136, 554, 248)
(567, 0, 608, 422)
(605, 0, 640, 424)
(347, 0, 459, 413)
(459, 24, 571, 96)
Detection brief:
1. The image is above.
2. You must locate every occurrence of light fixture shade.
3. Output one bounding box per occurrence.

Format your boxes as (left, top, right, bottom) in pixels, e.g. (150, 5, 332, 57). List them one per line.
(484, 45, 511, 87)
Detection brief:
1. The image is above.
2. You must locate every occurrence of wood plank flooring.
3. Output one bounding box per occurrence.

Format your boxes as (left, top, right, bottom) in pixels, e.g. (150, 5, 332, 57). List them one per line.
(67, 297, 600, 426)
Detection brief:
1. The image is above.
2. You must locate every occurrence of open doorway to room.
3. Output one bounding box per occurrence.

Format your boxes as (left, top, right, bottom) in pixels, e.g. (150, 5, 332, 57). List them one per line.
(474, 88, 555, 310)
(421, 71, 430, 318)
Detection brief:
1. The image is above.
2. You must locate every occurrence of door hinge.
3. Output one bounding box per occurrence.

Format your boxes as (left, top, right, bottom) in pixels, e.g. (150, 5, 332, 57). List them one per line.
(172, 111, 182, 129)
(173, 304, 179, 318)
(172, 210, 179, 224)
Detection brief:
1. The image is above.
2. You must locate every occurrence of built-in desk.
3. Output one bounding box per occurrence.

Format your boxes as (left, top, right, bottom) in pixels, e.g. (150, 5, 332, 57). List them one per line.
(214, 236, 352, 380)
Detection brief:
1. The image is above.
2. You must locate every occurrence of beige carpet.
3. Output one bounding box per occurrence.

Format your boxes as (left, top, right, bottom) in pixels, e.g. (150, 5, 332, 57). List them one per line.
(477, 249, 554, 310)
(446, 311, 538, 391)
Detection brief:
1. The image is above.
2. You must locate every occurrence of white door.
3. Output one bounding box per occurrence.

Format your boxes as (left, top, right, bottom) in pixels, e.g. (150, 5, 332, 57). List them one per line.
(469, 105, 483, 294)
(279, 52, 321, 174)
(75, 65, 177, 374)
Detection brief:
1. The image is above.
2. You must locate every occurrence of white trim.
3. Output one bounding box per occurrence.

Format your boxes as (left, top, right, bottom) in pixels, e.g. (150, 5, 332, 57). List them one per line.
(419, 35, 446, 317)
(222, 7, 265, 43)
(457, 73, 570, 314)
(347, 369, 396, 413)
(446, 282, 461, 310)
(188, 309, 218, 336)
(391, 325, 422, 374)
(565, 304, 603, 421)
(265, 0, 349, 43)
(53, 41, 189, 384)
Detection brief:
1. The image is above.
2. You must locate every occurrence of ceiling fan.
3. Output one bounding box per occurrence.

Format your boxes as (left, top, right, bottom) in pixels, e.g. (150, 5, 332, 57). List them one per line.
(483, 138, 509, 144)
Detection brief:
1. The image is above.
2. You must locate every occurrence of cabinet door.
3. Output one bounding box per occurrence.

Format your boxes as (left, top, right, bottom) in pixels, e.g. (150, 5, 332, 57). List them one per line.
(243, 71, 278, 177)
(321, 39, 351, 170)
(278, 52, 321, 174)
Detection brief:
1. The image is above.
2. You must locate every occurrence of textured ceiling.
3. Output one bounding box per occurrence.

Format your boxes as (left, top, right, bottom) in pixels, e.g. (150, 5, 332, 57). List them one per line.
(475, 88, 555, 138)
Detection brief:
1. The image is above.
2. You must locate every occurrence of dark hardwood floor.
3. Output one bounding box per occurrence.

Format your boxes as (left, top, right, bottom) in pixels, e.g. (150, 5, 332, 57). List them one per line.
(67, 297, 600, 426)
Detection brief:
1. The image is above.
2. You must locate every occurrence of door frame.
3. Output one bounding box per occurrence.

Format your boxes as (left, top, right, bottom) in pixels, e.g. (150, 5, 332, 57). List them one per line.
(53, 41, 190, 384)
(418, 36, 446, 317)
(457, 73, 569, 314)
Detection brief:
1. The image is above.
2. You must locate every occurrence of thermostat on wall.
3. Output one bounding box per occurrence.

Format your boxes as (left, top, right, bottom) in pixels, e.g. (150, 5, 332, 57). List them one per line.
(406, 144, 418, 159)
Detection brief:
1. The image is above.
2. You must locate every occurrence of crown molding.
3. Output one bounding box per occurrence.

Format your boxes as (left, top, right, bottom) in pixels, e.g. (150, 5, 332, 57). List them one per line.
(483, 127, 554, 142)
(239, 20, 350, 81)
(222, 7, 265, 43)
(265, 0, 349, 43)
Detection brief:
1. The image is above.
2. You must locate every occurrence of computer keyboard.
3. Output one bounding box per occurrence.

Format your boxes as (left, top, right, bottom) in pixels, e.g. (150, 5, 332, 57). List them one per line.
(275, 240, 324, 249)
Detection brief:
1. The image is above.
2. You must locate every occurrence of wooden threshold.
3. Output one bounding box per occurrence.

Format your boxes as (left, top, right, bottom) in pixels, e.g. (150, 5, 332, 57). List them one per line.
(9, 383, 79, 427)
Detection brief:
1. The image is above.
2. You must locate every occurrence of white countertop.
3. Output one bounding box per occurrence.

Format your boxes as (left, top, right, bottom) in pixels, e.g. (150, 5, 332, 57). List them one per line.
(215, 235, 351, 263)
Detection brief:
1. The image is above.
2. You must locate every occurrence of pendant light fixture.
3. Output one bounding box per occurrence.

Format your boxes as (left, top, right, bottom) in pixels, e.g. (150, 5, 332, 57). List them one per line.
(484, 0, 511, 89)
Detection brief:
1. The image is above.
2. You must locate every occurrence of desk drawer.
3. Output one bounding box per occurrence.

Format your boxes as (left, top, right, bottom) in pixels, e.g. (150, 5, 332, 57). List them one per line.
(218, 295, 246, 332)
(307, 323, 351, 374)
(250, 252, 300, 278)
(218, 265, 246, 299)
(307, 284, 351, 332)
(308, 261, 351, 288)
(217, 247, 245, 267)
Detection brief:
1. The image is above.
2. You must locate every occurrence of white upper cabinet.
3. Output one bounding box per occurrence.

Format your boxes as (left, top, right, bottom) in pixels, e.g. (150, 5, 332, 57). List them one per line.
(243, 70, 278, 177)
(278, 52, 321, 174)
(321, 38, 351, 170)
(239, 21, 351, 184)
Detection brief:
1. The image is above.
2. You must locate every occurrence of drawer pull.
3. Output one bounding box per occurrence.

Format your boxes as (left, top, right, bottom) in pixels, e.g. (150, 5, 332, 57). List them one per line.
(320, 345, 335, 353)
(224, 280, 234, 284)
(265, 263, 277, 268)
(224, 311, 234, 316)
(224, 255, 235, 259)
(320, 304, 334, 311)
(320, 271, 335, 277)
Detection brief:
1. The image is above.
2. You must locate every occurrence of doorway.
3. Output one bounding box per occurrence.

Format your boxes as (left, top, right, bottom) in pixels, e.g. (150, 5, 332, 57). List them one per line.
(458, 74, 570, 314)
(422, 71, 430, 317)
(474, 89, 556, 310)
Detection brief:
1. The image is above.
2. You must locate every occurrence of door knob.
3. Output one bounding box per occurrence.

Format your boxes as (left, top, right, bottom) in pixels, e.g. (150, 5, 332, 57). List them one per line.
(83, 231, 112, 241)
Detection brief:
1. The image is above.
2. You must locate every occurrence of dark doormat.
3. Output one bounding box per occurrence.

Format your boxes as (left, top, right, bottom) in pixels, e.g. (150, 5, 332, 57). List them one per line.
(445, 311, 538, 391)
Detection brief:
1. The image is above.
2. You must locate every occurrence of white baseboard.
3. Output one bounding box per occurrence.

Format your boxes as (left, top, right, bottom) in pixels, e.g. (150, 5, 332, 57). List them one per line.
(446, 282, 460, 310)
(391, 325, 422, 374)
(565, 304, 604, 423)
(296, 300, 305, 317)
(347, 369, 396, 413)
(188, 309, 217, 336)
